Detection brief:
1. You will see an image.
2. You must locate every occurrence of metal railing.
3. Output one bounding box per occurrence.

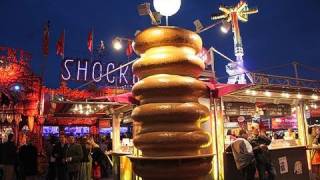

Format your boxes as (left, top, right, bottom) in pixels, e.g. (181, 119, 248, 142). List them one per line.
(251, 73, 320, 90)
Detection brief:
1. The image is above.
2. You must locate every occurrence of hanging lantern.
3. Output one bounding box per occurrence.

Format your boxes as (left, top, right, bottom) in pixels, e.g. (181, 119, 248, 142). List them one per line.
(28, 116, 34, 132)
(7, 114, 13, 123)
(14, 114, 21, 125)
(1, 113, 5, 123)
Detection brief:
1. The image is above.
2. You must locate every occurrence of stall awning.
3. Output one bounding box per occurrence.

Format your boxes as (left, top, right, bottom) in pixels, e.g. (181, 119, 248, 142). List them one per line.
(206, 83, 251, 97)
(46, 116, 111, 126)
(90, 83, 249, 103)
(90, 92, 137, 104)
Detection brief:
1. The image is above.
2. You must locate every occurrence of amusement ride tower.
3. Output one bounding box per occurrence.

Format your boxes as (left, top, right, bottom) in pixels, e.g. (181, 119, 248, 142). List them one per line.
(212, 1, 258, 84)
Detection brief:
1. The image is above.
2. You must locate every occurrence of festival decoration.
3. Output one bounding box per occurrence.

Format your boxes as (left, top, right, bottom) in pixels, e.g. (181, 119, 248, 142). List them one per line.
(130, 26, 212, 179)
(56, 31, 65, 57)
(28, 116, 34, 132)
(43, 81, 93, 100)
(0, 63, 24, 85)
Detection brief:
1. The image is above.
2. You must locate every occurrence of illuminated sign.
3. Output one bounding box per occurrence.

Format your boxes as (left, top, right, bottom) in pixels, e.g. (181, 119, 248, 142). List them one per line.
(60, 58, 138, 86)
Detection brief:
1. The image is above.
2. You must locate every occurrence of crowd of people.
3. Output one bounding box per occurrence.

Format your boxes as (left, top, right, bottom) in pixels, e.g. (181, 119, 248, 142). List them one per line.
(45, 134, 112, 180)
(0, 133, 112, 180)
(226, 128, 276, 180)
(0, 134, 38, 180)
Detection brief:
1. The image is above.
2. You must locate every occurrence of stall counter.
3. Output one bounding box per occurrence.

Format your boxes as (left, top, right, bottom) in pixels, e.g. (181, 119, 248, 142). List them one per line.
(224, 146, 309, 180)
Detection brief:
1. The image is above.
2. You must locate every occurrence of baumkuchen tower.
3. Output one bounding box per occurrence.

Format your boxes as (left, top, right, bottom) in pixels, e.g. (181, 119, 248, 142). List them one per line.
(130, 26, 213, 180)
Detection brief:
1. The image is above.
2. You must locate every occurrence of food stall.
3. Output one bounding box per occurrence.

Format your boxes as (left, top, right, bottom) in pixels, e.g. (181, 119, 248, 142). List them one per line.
(212, 83, 316, 180)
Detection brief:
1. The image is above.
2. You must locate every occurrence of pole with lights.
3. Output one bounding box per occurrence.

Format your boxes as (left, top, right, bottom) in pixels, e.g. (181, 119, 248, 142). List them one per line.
(212, 1, 258, 84)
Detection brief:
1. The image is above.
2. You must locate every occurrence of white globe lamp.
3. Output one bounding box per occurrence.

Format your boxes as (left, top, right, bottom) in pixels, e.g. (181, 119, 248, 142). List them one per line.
(153, 0, 181, 25)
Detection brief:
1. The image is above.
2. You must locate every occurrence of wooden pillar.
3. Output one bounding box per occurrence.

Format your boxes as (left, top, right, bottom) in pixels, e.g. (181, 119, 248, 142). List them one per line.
(296, 101, 311, 170)
(112, 113, 122, 180)
(112, 113, 121, 152)
(216, 98, 225, 179)
(297, 101, 307, 146)
(211, 97, 225, 180)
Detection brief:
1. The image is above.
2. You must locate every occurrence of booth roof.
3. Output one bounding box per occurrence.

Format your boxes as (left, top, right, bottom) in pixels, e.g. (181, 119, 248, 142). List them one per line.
(89, 92, 138, 104)
(89, 83, 249, 103)
(205, 83, 251, 97)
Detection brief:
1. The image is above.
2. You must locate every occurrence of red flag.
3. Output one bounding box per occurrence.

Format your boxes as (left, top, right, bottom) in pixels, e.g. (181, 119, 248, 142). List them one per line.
(126, 40, 133, 57)
(42, 22, 49, 56)
(56, 31, 65, 57)
(87, 30, 93, 52)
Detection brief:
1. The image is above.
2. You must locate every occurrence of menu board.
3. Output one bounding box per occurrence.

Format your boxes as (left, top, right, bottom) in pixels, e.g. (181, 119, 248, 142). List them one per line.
(260, 117, 271, 130)
(224, 102, 256, 116)
(260, 104, 291, 117)
(271, 116, 297, 130)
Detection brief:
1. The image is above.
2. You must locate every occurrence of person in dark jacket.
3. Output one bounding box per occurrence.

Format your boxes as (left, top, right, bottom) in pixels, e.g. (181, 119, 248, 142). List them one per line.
(2, 133, 17, 180)
(45, 136, 56, 180)
(80, 137, 92, 180)
(226, 129, 256, 180)
(18, 141, 38, 180)
(52, 134, 68, 180)
(249, 129, 276, 180)
(65, 135, 83, 180)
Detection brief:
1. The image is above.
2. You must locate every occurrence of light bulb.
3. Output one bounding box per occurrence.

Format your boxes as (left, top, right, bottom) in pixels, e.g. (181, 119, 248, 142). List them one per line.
(311, 94, 318, 100)
(112, 39, 122, 50)
(74, 105, 78, 112)
(251, 90, 257, 96)
(153, 0, 181, 17)
(281, 92, 290, 98)
(264, 91, 272, 97)
(297, 93, 303, 99)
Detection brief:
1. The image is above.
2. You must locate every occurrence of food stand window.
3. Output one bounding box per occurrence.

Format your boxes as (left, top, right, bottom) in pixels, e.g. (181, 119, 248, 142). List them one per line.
(220, 87, 310, 180)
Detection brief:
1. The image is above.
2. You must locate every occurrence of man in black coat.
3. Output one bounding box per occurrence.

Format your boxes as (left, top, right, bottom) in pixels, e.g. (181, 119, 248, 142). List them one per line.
(65, 136, 83, 180)
(2, 134, 17, 180)
(18, 141, 38, 180)
(52, 134, 68, 180)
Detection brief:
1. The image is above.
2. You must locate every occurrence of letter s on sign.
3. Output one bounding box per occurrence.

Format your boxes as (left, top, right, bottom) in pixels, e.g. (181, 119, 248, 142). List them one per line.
(61, 59, 74, 81)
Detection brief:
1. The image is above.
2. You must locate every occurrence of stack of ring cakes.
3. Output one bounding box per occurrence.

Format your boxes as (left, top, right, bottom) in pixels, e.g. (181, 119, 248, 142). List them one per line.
(129, 26, 213, 180)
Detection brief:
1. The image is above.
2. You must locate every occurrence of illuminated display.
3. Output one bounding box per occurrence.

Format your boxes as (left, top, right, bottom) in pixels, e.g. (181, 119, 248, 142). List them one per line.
(43, 126, 59, 137)
(60, 58, 138, 86)
(64, 126, 89, 136)
(99, 127, 128, 135)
